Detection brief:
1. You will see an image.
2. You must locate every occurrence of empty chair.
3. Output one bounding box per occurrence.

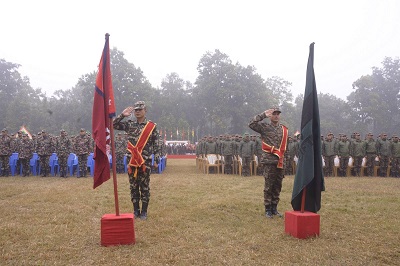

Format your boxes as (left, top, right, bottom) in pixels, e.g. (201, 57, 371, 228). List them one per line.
(9, 153, 19, 176)
(67, 153, 78, 176)
(87, 153, 94, 177)
(30, 153, 40, 176)
(204, 154, 220, 174)
(49, 153, 59, 176)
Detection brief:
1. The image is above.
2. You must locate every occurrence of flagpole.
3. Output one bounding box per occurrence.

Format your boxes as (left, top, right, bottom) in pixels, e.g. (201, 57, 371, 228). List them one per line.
(109, 118, 120, 216)
(300, 187, 306, 213)
(104, 33, 119, 216)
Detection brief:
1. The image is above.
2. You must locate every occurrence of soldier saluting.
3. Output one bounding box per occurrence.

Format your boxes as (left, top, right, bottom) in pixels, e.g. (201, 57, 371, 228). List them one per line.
(249, 107, 289, 219)
(113, 101, 160, 220)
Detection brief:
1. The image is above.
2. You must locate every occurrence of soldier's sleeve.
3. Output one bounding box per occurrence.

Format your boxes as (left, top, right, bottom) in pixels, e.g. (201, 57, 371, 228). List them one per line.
(249, 112, 267, 134)
(375, 140, 380, 156)
(113, 114, 127, 131)
(152, 125, 161, 163)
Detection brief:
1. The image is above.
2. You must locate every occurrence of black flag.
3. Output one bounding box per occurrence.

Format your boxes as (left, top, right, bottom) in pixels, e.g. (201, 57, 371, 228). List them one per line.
(291, 43, 325, 213)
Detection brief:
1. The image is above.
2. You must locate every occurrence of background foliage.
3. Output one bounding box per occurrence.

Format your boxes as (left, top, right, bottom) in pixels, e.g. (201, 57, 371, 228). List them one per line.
(0, 51, 399, 140)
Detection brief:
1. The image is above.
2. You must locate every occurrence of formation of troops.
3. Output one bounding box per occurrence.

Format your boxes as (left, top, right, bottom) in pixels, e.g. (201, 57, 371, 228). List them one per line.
(0, 128, 93, 177)
(322, 132, 400, 178)
(196, 131, 400, 178)
(2, 127, 399, 178)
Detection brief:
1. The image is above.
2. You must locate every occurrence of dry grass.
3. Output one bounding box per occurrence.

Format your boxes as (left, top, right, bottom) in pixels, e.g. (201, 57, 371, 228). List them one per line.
(1, 159, 400, 265)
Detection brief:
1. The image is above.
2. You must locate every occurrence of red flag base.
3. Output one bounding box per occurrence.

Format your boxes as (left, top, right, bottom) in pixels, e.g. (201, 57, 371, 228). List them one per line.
(101, 213, 135, 246)
(284, 211, 320, 239)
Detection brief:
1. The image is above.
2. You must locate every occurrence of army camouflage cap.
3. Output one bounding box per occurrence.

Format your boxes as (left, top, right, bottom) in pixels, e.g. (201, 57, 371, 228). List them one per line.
(80, 128, 85, 132)
(272, 107, 281, 114)
(1, 128, 6, 132)
(134, 101, 146, 110)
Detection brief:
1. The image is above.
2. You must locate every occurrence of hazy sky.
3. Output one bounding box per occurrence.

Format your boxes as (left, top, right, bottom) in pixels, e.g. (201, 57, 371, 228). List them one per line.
(1, 0, 399, 100)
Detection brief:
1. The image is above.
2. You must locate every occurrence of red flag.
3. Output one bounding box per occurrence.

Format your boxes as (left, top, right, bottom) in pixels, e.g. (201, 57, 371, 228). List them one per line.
(92, 34, 116, 189)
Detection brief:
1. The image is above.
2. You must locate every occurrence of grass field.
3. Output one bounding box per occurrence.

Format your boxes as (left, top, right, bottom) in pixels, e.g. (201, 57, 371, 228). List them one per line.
(1, 159, 400, 265)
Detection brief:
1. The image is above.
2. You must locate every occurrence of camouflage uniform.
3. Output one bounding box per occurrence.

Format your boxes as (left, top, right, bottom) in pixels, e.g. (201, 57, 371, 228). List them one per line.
(365, 133, 377, 176)
(389, 135, 400, 177)
(115, 133, 126, 173)
(249, 108, 288, 218)
(19, 134, 34, 176)
(204, 137, 217, 155)
(322, 133, 336, 177)
(222, 136, 234, 174)
(13, 132, 23, 174)
(0, 129, 11, 176)
(74, 129, 91, 177)
(37, 131, 55, 177)
(56, 130, 71, 177)
(113, 101, 160, 220)
(376, 133, 390, 177)
(336, 135, 350, 177)
(350, 133, 366, 177)
(239, 133, 254, 177)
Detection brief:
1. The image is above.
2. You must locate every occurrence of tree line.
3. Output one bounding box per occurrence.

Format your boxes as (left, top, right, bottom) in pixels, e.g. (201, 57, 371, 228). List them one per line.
(0, 50, 399, 141)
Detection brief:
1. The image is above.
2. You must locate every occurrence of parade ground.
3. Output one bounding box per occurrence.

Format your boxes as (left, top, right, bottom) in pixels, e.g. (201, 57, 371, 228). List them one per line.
(1, 159, 399, 265)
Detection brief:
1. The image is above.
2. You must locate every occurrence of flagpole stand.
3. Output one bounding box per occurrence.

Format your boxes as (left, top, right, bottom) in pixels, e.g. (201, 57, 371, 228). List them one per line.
(101, 213, 135, 246)
(284, 211, 320, 239)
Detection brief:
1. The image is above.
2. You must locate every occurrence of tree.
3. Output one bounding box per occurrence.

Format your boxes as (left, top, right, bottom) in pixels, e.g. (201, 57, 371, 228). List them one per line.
(193, 49, 280, 136)
(348, 57, 400, 135)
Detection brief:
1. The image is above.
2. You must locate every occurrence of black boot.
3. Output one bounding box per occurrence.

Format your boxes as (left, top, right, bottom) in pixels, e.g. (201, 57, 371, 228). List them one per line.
(133, 202, 140, 219)
(271, 204, 283, 218)
(265, 205, 273, 219)
(140, 202, 148, 220)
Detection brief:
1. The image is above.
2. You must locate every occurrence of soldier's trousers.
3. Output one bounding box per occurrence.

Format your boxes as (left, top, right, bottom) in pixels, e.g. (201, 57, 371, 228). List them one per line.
(353, 156, 363, 176)
(58, 155, 68, 177)
(0, 155, 9, 176)
(39, 155, 50, 176)
(263, 164, 284, 206)
(242, 156, 251, 176)
(379, 155, 389, 177)
(285, 156, 292, 175)
(77, 154, 88, 177)
(324, 156, 335, 176)
(366, 154, 376, 176)
(128, 165, 151, 204)
(116, 154, 124, 173)
(20, 158, 30, 176)
(391, 157, 400, 177)
(339, 157, 349, 177)
(224, 155, 233, 174)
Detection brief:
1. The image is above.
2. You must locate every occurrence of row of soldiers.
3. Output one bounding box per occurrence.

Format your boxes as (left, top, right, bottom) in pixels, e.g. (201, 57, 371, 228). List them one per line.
(0, 128, 93, 177)
(196, 131, 400, 178)
(196, 133, 300, 176)
(322, 132, 400, 177)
